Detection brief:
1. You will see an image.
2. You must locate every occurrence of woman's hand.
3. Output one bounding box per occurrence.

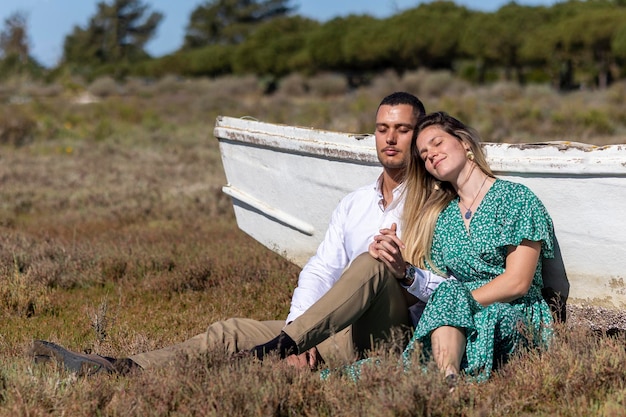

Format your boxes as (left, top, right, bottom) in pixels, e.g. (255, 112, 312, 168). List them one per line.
(368, 223, 406, 278)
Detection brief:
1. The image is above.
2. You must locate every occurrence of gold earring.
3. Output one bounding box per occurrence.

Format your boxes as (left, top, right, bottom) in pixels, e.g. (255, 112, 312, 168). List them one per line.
(466, 150, 474, 161)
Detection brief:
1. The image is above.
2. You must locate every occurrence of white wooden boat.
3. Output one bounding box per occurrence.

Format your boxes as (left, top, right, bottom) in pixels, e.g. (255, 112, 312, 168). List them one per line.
(214, 116, 626, 310)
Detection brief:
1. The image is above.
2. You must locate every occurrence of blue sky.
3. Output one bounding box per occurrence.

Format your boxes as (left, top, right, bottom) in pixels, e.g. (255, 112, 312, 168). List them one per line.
(0, 0, 560, 68)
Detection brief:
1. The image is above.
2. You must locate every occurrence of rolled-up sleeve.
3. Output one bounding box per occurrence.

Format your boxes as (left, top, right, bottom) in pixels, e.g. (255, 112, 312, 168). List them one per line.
(406, 269, 449, 302)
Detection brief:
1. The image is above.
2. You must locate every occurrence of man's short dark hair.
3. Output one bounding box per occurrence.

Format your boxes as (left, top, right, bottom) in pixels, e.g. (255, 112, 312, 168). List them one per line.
(378, 92, 426, 123)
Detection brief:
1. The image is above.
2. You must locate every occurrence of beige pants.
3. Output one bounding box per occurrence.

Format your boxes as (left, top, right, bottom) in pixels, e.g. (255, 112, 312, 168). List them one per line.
(130, 318, 352, 369)
(130, 253, 414, 369)
(283, 253, 414, 355)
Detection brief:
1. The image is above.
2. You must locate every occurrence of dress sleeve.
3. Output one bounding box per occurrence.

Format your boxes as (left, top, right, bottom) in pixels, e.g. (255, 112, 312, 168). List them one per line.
(497, 183, 555, 259)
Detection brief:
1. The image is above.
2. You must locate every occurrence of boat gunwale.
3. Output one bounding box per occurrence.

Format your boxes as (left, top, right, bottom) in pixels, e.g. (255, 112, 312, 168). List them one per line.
(215, 116, 626, 176)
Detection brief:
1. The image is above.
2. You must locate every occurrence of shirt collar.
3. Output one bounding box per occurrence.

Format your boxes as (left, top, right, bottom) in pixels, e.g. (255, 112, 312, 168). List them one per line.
(375, 174, 405, 210)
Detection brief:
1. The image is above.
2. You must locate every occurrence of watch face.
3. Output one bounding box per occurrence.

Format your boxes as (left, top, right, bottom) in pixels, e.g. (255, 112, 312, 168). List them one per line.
(402, 264, 416, 286)
(405, 264, 415, 278)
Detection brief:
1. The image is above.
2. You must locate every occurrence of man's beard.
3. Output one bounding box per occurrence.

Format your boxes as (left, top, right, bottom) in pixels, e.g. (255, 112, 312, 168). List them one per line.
(379, 156, 407, 171)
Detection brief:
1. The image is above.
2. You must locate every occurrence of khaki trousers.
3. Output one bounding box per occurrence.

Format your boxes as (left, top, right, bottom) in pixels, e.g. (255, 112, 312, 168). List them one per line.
(130, 253, 413, 369)
(283, 253, 414, 357)
(130, 318, 352, 369)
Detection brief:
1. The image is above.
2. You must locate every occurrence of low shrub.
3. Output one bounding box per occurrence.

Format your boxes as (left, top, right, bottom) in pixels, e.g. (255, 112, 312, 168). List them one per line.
(88, 76, 122, 98)
(277, 72, 308, 97)
(307, 72, 349, 97)
(0, 106, 36, 146)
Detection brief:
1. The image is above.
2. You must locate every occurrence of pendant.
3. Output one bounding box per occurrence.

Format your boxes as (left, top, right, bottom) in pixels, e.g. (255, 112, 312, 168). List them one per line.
(464, 209, 472, 219)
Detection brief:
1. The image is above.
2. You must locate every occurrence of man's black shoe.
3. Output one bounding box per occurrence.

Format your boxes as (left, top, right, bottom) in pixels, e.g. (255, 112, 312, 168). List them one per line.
(31, 340, 139, 376)
(250, 331, 298, 360)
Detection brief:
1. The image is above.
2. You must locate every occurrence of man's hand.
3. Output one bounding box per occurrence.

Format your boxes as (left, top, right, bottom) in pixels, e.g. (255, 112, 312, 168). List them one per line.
(284, 347, 320, 370)
(368, 223, 406, 278)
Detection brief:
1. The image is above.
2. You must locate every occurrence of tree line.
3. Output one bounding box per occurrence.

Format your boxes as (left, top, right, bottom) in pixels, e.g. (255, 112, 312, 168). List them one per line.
(2, 0, 626, 91)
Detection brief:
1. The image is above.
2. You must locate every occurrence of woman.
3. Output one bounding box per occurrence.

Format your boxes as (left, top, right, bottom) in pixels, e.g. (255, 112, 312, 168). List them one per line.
(328, 112, 555, 383)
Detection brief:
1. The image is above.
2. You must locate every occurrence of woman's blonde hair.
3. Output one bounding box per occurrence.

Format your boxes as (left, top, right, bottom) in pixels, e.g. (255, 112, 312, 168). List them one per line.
(402, 112, 494, 273)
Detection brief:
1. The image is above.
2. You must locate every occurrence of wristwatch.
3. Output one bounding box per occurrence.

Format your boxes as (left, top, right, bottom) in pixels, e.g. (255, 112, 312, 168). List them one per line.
(401, 262, 417, 287)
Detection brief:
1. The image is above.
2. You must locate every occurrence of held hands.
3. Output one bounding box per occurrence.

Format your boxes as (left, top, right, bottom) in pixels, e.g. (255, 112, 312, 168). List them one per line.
(368, 223, 406, 279)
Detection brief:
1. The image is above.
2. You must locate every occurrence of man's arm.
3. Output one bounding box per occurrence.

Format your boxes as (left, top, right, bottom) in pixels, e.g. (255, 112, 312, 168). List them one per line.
(285, 201, 351, 324)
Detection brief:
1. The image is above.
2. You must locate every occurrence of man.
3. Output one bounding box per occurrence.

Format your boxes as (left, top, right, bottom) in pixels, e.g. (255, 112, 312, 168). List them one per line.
(31, 92, 444, 375)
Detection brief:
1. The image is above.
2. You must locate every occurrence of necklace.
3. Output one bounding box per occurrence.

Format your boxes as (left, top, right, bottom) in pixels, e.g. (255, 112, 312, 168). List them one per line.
(460, 176, 488, 220)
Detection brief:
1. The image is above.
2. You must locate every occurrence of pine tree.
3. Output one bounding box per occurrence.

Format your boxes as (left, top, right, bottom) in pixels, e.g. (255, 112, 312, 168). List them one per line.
(0, 11, 30, 63)
(63, 0, 163, 66)
(184, 0, 294, 48)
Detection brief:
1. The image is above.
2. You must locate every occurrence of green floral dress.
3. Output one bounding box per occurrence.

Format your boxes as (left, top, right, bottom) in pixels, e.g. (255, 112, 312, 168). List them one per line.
(321, 179, 555, 382)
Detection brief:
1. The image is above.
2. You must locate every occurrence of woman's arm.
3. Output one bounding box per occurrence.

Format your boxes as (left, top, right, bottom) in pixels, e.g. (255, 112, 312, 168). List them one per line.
(471, 239, 541, 306)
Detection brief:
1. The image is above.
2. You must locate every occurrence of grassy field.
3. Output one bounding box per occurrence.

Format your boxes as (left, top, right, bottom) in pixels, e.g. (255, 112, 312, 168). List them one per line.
(1, 71, 625, 416)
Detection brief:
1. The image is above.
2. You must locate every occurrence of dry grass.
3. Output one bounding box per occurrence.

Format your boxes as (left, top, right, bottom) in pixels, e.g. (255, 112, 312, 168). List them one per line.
(0, 71, 625, 416)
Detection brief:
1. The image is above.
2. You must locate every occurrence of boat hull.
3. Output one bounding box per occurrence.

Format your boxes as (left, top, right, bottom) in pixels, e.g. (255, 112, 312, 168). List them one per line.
(214, 116, 626, 309)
